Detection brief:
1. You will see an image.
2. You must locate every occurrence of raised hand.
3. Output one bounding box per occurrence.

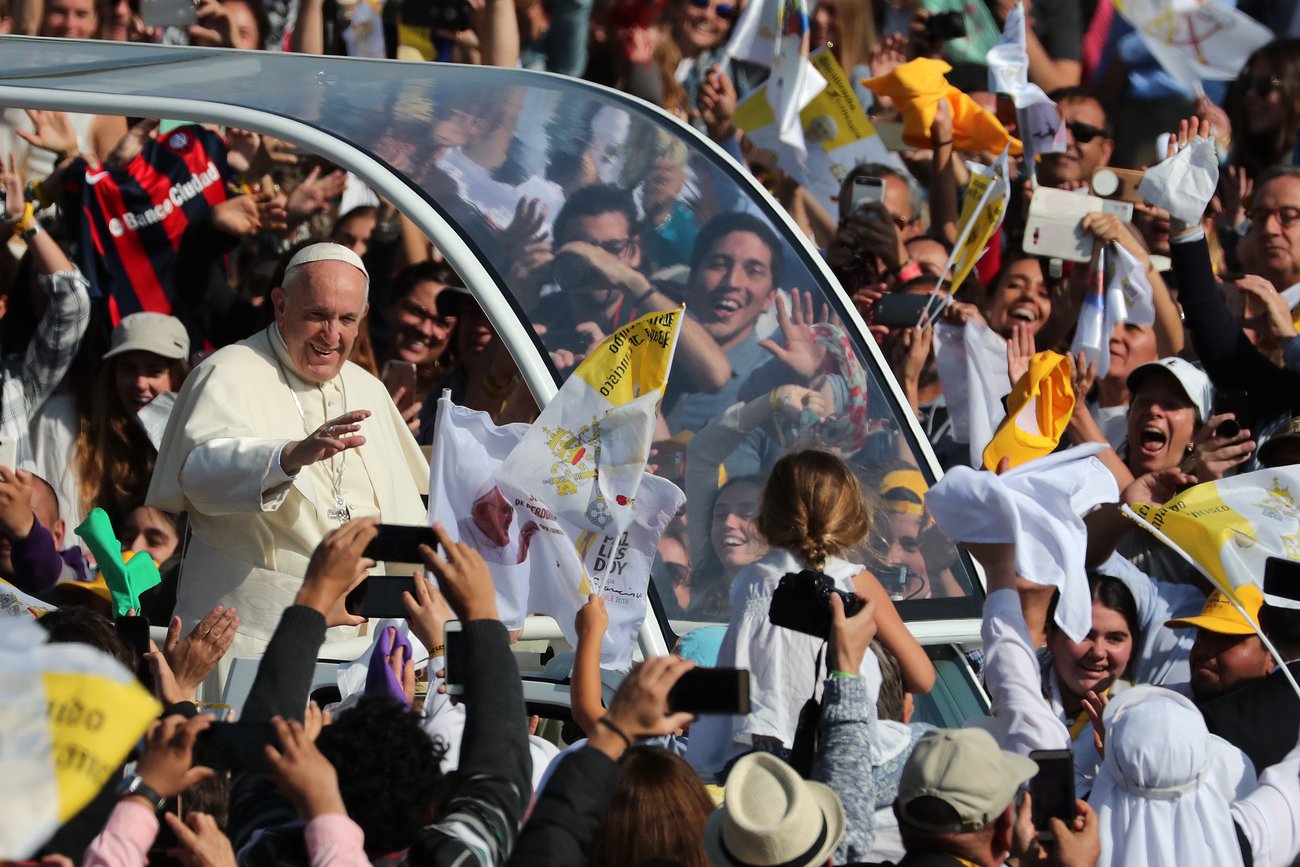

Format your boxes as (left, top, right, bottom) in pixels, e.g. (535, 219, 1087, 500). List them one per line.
(1184, 414, 1255, 481)
(164, 812, 237, 867)
(264, 715, 348, 819)
(105, 118, 159, 169)
(403, 570, 454, 654)
(134, 715, 214, 800)
(1006, 321, 1035, 388)
(280, 409, 371, 475)
(758, 289, 828, 384)
(419, 524, 499, 622)
(696, 65, 738, 142)
(575, 592, 609, 643)
(286, 166, 347, 224)
(18, 110, 78, 157)
(163, 606, 240, 699)
(295, 517, 379, 626)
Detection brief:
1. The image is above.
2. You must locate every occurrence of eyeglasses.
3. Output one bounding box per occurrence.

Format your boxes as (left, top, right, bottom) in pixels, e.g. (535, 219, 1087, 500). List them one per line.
(1249, 206, 1300, 231)
(1066, 121, 1108, 144)
(688, 0, 736, 18)
(587, 237, 633, 256)
(1250, 74, 1282, 97)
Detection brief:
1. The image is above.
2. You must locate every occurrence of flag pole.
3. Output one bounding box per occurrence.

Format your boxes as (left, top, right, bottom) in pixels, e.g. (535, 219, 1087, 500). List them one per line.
(1121, 504, 1300, 701)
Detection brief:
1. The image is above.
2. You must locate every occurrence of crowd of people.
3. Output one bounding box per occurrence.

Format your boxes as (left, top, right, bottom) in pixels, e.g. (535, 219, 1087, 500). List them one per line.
(6, 0, 1300, 865)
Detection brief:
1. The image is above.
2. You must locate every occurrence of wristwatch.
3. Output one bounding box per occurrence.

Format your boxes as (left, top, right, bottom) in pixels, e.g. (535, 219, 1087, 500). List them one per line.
(116, 774, 166, 811)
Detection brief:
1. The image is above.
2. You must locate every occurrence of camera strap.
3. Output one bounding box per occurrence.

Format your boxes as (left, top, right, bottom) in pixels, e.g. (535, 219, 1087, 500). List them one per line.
(789, 644, 826, 777)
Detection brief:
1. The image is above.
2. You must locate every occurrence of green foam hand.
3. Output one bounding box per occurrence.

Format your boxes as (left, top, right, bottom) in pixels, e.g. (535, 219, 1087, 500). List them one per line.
(75, 508, 161, 618)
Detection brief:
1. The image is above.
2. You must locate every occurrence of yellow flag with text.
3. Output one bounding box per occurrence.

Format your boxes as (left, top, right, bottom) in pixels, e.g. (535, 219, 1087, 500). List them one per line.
(945, 146, 1010, 293)
(501, 306, 684, 538)
(0, 618, 161, 858)
(1124, 466, 1300, 604)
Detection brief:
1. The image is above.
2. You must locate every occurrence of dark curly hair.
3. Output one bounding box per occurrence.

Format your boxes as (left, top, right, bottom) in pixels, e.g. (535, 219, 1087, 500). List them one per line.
(38, 607, 136, 670)
(316, 696, 449, 855)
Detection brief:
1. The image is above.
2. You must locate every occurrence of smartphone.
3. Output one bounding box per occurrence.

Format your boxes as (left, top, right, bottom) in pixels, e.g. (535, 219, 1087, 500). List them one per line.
(362, 523, 439, 563)
(140, 0, 196, 28)
(925, 9, 966, 42)
(194, 722, 275, 772)
(1028, 749, 1076, 841)
(850, 176, 885, 214)
(873, 293, 945, 328)
(1090, 168, 1146, 204)
(345, 575, 418, 619)
(1214, 389, 1249, 438)
(0, 435, 18, 471)
(668, 668, 751, 715)
(382, 360, 419, 411)
(114, 614, 152, 686)
(443, 620, 465, 696)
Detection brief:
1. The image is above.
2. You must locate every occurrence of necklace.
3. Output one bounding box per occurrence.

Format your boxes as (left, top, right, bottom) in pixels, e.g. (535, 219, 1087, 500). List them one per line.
(269, 330, 352, 524)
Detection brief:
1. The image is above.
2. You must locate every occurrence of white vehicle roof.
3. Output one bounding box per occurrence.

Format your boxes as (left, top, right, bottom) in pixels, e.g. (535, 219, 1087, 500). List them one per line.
(0, 36, 984, 654)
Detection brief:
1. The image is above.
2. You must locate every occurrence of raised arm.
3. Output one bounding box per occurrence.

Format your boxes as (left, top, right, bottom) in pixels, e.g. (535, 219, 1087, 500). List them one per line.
(851, 570, 935, 694)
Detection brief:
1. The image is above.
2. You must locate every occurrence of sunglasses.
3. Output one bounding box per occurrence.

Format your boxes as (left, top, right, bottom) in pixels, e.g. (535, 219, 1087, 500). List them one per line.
(1066, 121, 1108, 144)
(1251, 74, 1282, 97)
(688, 0, 736, 18)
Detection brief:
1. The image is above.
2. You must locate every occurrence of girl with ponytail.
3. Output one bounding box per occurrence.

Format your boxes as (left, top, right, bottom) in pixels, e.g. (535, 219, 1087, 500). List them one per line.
(685, 450, 935, 780)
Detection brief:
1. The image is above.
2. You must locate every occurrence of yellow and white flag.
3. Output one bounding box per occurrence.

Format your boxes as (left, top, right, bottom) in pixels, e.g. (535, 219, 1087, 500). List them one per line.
(734, 49, 891, 215)
(942, 145, 1011, 294)
(430, 308, 687, 668)
(0, 618, 160, 858)
(1114, 0, 1272, 85)
(1125, 466, 1300, 598)
(502, 307, 684, 541)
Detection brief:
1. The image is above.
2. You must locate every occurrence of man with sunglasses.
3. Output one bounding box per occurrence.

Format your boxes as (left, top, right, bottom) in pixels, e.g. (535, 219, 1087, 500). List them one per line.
(533, 183, 731, 392)
(1038, 87, 1115, 190)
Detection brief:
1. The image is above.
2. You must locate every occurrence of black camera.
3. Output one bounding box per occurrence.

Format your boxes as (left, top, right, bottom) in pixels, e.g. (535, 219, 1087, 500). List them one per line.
(925, 10, 967, 42)
(768, 569, 865, 639)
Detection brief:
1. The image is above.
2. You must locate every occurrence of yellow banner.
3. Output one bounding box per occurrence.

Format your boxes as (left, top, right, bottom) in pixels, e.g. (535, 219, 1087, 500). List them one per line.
(949, 155, 1009, 293)
(573, 307, 683, 406)
(45, 671, 161, 820)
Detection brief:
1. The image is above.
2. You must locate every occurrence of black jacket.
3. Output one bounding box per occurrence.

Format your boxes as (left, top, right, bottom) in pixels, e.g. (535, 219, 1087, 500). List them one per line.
(1199, 660, 1300, 773)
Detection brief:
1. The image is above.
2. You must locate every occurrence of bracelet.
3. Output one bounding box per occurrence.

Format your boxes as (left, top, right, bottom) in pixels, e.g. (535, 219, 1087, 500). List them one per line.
(596, 716, 633, 747)
(830, 669, 860, 679)
(430, 644, 445, 656)
(769, 386, 782, 411)
(632, 284, 655, 305)
(932, 140, 953, 147)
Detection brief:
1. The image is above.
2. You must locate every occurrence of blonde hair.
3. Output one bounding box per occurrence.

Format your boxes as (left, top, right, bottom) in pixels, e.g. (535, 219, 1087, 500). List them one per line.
(828, 0, 878, 76)
(756, 449, 873, 571)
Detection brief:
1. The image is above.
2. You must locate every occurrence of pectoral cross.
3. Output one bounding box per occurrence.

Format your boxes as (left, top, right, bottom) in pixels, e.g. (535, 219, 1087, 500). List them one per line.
(327, 496, 351, 524)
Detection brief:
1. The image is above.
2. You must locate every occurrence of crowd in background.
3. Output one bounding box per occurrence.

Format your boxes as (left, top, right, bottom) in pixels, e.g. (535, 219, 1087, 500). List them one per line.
(5, 0, 1300, 865)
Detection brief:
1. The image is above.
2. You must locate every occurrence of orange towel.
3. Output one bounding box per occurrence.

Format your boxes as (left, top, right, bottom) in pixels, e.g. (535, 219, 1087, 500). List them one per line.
(862, 57, 1023, 156)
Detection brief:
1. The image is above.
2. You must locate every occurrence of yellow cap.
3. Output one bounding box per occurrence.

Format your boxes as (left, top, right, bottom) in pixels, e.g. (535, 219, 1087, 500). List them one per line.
(881, 469, 928, 516)
(1165, 585, 1264, 635)
(982, 351, 1075, 472)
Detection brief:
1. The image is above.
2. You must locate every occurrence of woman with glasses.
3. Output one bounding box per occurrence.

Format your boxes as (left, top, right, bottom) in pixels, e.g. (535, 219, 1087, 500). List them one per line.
(1227, 38, 1300, 180)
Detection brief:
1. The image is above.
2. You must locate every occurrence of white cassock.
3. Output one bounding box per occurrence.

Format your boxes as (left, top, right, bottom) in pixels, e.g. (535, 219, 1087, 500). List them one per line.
(147, 324, 429, 662)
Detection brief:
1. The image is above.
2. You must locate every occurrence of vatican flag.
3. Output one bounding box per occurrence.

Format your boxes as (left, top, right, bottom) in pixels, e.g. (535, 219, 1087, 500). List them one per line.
(0, 617, 161, 857)
(1124, 467, 1300, 696)
(501, 307, 683, 554)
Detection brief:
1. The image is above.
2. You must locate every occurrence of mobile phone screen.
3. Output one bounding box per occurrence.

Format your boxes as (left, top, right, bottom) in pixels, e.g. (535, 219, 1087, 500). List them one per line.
(346, 575, 418, 619)
(362, 524, 439, 563)
(443, 623, 465, 695)
(1028, 749, 1075, 839)
(667, 668, 751, 715)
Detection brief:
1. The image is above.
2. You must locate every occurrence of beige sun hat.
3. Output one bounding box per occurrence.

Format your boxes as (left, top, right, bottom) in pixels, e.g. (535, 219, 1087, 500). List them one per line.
(704, 752, 845, 867)
(896, 728, 1039, 833)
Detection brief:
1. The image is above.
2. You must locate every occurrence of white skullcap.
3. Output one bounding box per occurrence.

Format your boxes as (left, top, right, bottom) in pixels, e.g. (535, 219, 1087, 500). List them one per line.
(285, 242, 370, 286)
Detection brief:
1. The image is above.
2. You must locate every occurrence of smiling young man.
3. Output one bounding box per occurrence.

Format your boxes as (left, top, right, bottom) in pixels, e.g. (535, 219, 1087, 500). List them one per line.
(661, 212, 798, 434)
(1038, 88, 1115, 190)
(149, 243, 429, 688)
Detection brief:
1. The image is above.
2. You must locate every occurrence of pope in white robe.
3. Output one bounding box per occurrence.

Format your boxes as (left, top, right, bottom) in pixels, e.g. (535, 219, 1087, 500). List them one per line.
(147, 243, 429, 668)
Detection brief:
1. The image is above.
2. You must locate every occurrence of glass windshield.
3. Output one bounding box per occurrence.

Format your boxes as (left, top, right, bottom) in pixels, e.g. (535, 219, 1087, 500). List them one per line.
(0, 38, 984, 636)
